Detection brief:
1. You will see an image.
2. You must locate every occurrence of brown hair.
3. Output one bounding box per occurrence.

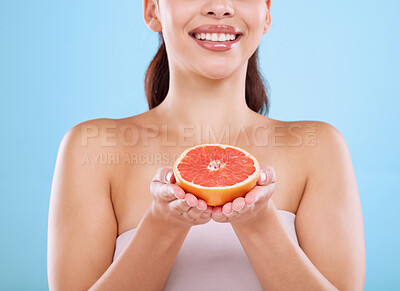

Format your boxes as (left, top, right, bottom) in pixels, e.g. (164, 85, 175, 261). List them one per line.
(144, 32, 270, 116)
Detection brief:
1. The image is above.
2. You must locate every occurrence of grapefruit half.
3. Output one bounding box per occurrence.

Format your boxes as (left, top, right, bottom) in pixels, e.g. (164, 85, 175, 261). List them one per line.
(173, 144, 260, 206)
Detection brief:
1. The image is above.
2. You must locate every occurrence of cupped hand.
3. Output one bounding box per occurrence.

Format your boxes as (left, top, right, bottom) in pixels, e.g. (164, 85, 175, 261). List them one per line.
(150, 166, 213, 228)
(211, 166, 277, 225)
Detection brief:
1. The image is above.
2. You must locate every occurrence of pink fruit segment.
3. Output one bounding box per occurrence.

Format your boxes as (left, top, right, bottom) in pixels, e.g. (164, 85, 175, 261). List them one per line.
(177, 145, 256, 187)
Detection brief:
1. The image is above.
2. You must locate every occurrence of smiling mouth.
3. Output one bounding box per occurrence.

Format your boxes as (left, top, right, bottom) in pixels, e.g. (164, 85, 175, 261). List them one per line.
(189, 32, 243, 42)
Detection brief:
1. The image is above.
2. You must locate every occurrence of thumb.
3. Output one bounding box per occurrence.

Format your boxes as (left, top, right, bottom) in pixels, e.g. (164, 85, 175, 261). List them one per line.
(257, 166, 276, 186)
(166, 169, 176, 184)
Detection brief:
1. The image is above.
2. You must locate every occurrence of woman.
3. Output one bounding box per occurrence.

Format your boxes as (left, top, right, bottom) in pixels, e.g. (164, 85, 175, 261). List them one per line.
(47, 0, 366, 290)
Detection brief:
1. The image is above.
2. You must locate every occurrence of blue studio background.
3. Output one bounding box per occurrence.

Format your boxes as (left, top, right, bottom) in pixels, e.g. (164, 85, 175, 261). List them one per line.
(1, 0, 399, 290)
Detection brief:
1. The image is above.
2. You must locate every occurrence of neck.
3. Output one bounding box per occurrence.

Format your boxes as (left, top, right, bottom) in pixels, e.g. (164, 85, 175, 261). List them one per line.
(154, 62, 257, 137)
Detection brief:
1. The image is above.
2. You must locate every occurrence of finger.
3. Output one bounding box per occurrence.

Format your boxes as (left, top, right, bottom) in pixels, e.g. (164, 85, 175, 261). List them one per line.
(257, 169, 268, 186)
(212, 206, 223, 217)
(166, 169, 176, 184)
(200, 211, 212, 219)
(200, 205, 213, 219)
(152, 166, 175, 184)
(222, 201, 242, 219)
(155, 183, 185, 202)
(169, 193, 198, 213)
(196, 199, 208, 211)
(267, 167, 277, 183)
(222, 202, 233, 215)
(236, 204, 254, 215)
(232, 197, 246, 211)
(186, 201, 208, 220)
(169, 198, 191, 213)
(212, 206, 230, 222)
(244, 183, 276, 206)
(224, 204, 241, 219)
(226, 210, 240, 219)
(184, 193, 198, 207)
(257, 166, 276, 186)
(205, 205, 213, 214)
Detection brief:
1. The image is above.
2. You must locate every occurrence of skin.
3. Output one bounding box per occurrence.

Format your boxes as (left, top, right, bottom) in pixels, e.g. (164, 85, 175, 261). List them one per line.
(47, 0, 366, 290)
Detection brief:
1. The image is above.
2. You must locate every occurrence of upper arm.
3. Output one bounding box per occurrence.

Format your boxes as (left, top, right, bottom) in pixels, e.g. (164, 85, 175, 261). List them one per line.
(296, 122, 366, 291)
(48, 119, 118, 290)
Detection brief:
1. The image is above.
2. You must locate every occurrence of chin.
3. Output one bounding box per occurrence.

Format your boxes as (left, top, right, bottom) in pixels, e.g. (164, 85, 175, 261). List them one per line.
(202, 71, 235, 80)
(197, 64, 240, 80)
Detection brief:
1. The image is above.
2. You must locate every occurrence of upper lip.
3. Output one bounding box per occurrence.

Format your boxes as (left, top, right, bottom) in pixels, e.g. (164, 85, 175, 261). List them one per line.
(189, 24, 243, 36)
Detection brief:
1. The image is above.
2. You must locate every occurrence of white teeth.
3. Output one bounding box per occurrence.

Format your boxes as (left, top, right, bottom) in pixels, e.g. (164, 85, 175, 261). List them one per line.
(193, 32, 238, 42)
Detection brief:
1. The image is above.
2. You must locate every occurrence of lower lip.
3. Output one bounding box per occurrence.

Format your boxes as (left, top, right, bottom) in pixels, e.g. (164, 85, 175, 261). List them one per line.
(190, 34, 243, 52)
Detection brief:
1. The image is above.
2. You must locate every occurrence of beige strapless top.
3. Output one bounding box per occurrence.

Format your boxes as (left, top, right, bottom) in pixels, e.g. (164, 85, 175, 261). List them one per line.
(113, 210, 298, 290)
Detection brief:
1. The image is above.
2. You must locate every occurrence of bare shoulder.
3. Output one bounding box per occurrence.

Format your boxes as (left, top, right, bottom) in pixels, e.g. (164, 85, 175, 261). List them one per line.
(255, 117, 346, 158)
(61, 114, 149, 155)
(287, 120, 351, 170)
(264, 118, 349, 162)
(267, 118, 341, 144)
(295, 120, 348, 148)
(62, 117, 117, 148)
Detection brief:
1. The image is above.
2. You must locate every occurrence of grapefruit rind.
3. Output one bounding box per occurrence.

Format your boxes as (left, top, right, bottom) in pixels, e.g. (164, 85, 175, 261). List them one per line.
(173, 143, 260, 206)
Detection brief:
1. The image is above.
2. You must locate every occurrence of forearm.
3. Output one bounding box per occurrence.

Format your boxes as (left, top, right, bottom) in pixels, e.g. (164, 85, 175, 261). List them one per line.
(231, 202, 338, 291)
(89, 208, 191, 291)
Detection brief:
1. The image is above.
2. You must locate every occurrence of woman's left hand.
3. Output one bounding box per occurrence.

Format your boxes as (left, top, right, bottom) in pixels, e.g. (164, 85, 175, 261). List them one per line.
(211, 166, 277, 225)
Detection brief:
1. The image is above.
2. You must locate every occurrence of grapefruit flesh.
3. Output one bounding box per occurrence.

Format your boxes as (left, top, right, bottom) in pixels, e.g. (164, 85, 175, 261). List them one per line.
(173, 144, 260, 206)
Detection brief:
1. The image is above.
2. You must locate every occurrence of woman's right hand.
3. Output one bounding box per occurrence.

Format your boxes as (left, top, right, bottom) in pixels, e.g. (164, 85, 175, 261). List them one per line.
(149, 166, 213, 228)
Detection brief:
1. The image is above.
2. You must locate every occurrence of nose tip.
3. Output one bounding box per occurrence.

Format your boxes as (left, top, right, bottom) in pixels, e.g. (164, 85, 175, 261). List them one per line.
(207, 11, 232, 18)
(202, 2, 234, 18)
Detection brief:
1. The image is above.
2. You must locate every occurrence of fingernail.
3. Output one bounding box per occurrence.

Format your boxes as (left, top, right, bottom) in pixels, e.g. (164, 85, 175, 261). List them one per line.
(234, 205, 244, 212)
(166, 171, 173, 183)
(186, 199, 196, 207)
(173, 188, 183, 199)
